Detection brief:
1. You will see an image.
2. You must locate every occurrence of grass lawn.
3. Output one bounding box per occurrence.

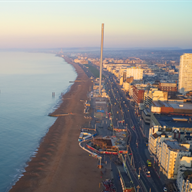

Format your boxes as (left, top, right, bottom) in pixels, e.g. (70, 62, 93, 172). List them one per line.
(84, 64, 104, 78)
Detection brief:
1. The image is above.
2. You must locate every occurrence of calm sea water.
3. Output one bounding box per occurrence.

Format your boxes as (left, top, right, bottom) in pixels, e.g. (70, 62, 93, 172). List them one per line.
(0, 52, 77, 192)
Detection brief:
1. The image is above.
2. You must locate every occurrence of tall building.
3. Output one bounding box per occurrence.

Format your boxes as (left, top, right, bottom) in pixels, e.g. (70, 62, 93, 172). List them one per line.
(179, 53, 192, 94)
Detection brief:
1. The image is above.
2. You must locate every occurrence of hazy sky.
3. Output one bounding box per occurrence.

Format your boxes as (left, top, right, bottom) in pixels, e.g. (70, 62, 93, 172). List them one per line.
(0, 0, 192, 49)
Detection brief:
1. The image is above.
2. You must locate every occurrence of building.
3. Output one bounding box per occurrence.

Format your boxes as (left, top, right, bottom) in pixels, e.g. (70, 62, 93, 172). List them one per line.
(151, 101, 192, 115)
(123, 71, 127, 81)
(148, 114, 192, 157)
(132, 85, 145, 105)
(150, 114, 192, 133)
(126, 77, 134, 83)
(142, 108, 151, 124)
(159, 82, 177, 98)
(74, 59, 81, 63)
(159, 140, 190, 179)
(142, 88, 168, 124)
(73, 58, 88, 64)
(179, 53, 192, 94)
(123, 82, 130, 91)
(148, 125, 172, 156)
(156, 134, 172, 166)
(177, 157, 192, 192)
(126, 67, 143, 80)
(148, 127, 163, 156)
(120, 77, 124, 85)
(144, 88, 168, 109)
(119, 68, 127, 79)
(128, 85, 134, 98)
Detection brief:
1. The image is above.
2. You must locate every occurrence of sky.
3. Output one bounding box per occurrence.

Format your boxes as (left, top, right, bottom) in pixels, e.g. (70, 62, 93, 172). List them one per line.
(0, 0, 192, 49)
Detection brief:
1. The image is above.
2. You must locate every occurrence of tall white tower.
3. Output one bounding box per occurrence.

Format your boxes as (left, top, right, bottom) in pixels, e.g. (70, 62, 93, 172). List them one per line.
(99, 23, 104, 96)
(178, 53, 192, 94)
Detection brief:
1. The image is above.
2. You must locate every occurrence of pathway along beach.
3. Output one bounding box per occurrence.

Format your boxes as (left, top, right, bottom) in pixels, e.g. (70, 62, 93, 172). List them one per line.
(9, 62, 102, 192)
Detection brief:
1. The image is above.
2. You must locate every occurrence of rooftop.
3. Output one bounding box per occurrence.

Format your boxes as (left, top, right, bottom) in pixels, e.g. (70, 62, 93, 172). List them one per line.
(153, 114, 192, 128)
(152, 100, 192, 109)
(169, 102, 192, 110)
(93, 138, 112, 147)
(152, 133, 158, 139)
(164, 140, 188, 151)
(152, 131, 168, 139)
(144, 108, 151, 115)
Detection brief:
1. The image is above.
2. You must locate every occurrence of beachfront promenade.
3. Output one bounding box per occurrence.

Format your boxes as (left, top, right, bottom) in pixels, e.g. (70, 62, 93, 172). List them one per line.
(9, 62, 103, 192)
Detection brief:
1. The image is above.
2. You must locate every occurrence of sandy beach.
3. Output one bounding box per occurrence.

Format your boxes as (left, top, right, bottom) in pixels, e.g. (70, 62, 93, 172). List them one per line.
(9, 61, 103, 192)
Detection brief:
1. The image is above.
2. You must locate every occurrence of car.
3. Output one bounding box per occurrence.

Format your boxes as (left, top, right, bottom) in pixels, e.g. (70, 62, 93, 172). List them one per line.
(163, 187, 167, 192)
(147, 159, 152, 167)
(145, 171, 151, 177)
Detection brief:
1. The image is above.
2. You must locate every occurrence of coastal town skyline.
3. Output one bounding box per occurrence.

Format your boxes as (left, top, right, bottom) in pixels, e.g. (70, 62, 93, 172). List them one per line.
(1, 0, 192, 189)
(0, 0, 192, 49)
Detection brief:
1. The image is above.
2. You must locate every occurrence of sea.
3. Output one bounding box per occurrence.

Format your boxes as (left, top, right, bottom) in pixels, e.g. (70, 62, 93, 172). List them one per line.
(0, 52, 77, 192)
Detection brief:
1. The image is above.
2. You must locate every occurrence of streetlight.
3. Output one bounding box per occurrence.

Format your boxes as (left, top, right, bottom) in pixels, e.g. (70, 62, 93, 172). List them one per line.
(136, 185, 140, 192)
(98, 156, 102, 169)
(131, 155, 133, 166)
(127, 145, 129, 153)
(124, 154, 127, 162)
(138, 167, 141, 179)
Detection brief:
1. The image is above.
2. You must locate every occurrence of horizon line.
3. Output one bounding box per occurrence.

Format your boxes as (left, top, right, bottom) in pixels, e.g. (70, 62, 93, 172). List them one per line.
(1, 47, 192, 50)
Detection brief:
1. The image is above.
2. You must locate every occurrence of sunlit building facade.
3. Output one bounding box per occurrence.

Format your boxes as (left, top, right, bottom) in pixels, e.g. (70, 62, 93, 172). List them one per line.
(179, 53, 192, 94)
(126, 67, 143, 80)
(159, 140, 190, 179)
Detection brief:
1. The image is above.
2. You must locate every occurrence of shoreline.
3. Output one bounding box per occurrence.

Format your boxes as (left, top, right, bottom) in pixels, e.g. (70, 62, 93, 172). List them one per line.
(9, 57, 102, 192)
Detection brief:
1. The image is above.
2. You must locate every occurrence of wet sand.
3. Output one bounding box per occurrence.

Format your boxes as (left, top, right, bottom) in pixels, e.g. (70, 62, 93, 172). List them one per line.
(9, 61, 102, 192)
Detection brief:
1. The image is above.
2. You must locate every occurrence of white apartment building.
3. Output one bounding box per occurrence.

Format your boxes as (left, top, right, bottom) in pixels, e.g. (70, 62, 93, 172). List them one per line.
(156, 135, 170, 165)
(148, 126, 160, 155)
(126, 67, 143, 80)
(148, 126, 172, 157)
(159, 140, 190, 179)
(177, 157, 192, 192)
(179, 53, 192, 94)
(148, 132, 159, 155)
(144, 88, 168, 109)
